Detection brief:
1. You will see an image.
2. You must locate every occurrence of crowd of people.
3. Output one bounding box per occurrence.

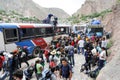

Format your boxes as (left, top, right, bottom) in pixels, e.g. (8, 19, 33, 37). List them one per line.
(0, 32, 108, 80)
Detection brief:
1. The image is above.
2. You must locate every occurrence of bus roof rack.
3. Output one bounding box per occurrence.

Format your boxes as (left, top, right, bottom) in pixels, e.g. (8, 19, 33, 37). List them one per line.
(87, 24, 103, 28)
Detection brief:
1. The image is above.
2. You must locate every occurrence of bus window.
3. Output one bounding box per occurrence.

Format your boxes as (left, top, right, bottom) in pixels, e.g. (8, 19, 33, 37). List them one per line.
(66, 28, 69, 34)
(41, 28, 46, 36)
(45, 28, 53, 36)
(34, 28, 42, 37)
(61, 28, 66, 34)
(4, 29, 18, 43)
(58, 28, 64, 34)
(20, 28, 34, 40)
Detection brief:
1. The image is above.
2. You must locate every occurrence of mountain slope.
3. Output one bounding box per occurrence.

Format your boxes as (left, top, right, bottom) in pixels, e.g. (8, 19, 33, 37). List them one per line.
(0, 0, 69, 20)
(74, 0, 120, 79)
(75, 0, 117, 16)
(97, 4, 120, 80)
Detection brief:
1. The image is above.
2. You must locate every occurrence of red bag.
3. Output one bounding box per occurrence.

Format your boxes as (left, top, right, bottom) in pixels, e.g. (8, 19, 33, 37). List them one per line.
(49, 61, 56, 68)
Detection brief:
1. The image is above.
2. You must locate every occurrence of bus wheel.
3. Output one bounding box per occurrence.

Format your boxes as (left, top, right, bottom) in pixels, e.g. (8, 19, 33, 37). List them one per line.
(32, 47, 40, 57)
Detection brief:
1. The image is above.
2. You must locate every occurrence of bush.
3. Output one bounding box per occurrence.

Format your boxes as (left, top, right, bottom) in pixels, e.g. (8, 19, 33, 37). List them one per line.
(106, 40, 113, 49)
(0, 17, 2, 20)
(79, 9, 112, 21)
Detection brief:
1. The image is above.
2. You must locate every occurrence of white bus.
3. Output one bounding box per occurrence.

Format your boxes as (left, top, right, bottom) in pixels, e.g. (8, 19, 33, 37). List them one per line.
(0, 23, 71, 56)
(72, 24, 87, 34)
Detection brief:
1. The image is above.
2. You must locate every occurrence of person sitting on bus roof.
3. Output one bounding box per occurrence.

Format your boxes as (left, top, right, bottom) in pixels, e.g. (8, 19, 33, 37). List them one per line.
(42, 14, 53, 24)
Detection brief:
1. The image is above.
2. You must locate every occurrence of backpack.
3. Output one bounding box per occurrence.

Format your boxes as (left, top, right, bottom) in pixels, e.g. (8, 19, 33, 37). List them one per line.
(60, 64, 71, 77)
(89, 70, 99, 78)
(68, 50, 74, 56)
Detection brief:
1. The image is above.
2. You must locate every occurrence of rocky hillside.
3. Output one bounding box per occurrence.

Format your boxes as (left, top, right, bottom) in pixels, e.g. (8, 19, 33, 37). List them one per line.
(96, 3, 120, 80)
(74, 0, 120, 79)
(75, 0, 117, 16)
(0, 0, 69, 21)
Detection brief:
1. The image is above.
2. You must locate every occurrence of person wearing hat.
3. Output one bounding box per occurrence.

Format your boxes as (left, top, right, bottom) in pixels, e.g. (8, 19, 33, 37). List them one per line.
(49, 49, 58, 64)
(50, 49, 57, 55)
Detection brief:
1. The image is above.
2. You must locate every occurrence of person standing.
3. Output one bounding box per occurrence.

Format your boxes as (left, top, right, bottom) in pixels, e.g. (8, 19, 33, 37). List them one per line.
(84, 48, 93, 73)
(68, 43, 75, 66)
(98, 47, 107, 70)
(101, 37, 107, 48)
(101, 37, 108, 56)
(20, 51, 29, 67)
(17, 46, 23, 68)
(59, 58, 72, 80)
(35, 59, 43, 80)
(78, 38, 85, 55)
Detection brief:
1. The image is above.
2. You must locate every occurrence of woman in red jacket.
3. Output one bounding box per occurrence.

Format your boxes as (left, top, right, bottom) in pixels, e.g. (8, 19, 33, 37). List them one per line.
(71, 40, 75, 47)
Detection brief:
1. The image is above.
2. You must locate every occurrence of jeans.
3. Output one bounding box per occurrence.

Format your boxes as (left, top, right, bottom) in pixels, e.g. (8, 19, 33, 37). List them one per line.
(78, 47, 84, 55)
(68, 55, 75, 66)
(98, 60, 105, 70)
(36, 73, 42, 80)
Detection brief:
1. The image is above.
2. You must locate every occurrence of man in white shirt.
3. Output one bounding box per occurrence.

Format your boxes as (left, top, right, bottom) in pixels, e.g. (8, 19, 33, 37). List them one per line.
(101, 37, 108, 56)
(101, 37, 107, 48)
(98, 47, 107, 70)
(78, 38, 85, 55)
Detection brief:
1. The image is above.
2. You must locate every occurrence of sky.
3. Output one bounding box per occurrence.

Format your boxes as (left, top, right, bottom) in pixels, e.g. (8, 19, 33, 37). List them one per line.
(32, 0, 85, 15)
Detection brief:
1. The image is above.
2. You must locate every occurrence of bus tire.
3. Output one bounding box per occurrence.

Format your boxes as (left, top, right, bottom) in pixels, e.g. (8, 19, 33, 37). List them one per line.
(32, 47, 41, 57)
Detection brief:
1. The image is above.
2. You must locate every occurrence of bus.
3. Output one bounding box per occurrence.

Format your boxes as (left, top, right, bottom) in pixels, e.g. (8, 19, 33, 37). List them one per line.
(86, 25, 104, 38)
(0, 23, 70, 56)
(72, 24, 87, 34)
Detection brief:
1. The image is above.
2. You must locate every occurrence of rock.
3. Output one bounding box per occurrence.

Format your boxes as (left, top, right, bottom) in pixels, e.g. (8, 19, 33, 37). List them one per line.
(74, 0, 117, 16)
(96, 4, 120, 80)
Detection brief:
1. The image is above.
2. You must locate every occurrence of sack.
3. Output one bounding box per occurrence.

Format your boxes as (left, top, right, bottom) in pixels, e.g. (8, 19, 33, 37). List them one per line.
(89, 70, 99, 78)
(80, 64, 85, 72)
(80, 63, 88, 72)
